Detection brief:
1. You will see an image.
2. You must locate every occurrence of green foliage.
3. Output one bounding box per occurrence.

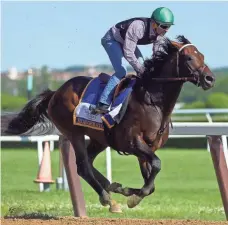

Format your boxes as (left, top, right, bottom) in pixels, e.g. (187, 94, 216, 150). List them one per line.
(32, 66, 52, 94)
(1, 66, 227, 109)
(1, 148, 225, 220)
(182, 92, 228, 109)
(183, 100, 206, 109)
(178, 68, 228, 104)
(40, 65, 51, 90)
(206, 92, 228, 108)
(50, 79, 64, 91)
(1, 93, 27, 111)
(65, 65, 87, 72)
(212, 76, 228, 94)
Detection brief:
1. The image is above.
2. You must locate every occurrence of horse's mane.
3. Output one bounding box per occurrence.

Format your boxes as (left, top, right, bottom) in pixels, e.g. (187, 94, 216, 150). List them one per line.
(142, 35, 191, 78)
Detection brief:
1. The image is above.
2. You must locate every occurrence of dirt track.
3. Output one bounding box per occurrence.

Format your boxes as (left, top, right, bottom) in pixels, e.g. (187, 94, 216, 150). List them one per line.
(1, 217, 228, 225)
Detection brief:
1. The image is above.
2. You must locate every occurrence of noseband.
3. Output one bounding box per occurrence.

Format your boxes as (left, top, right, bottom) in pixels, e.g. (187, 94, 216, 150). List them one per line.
(150, 43, 206, 83)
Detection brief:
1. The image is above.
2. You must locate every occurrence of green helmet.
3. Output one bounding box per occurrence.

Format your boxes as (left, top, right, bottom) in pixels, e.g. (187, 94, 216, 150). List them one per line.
(151, 7, 174, 25)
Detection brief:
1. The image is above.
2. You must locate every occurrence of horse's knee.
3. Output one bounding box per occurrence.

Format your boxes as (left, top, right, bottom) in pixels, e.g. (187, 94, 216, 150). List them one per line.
(152, 158, 161, 173)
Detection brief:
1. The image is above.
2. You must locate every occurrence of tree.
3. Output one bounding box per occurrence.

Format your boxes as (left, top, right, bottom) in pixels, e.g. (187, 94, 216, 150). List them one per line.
(40, 65, 50, 91)
(206, 92, 228, 108)
(183, 101, 206, 109)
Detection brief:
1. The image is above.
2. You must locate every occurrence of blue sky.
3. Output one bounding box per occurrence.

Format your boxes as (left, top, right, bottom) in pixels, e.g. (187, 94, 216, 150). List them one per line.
(1, 1, 228, 72)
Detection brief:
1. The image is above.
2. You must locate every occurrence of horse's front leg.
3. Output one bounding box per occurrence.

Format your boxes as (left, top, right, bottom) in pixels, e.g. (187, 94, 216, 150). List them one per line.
(138, 157, 152, 183)
(127, 136, 161, 208)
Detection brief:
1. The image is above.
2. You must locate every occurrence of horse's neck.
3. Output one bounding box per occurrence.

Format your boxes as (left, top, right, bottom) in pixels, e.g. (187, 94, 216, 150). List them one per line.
(152, 82, 183, 120)
(147, 55, 183, 120)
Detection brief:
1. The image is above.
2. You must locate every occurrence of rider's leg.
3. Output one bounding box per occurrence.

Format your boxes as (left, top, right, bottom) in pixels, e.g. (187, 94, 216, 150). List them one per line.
(96, 31, 127, 113)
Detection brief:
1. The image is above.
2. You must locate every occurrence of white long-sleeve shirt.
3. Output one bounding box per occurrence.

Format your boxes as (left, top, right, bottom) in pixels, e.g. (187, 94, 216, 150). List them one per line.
(111, 20, 165, 74)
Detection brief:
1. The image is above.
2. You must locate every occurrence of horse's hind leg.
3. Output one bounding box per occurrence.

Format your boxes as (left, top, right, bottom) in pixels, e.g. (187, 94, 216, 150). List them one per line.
(87, 139, 122, 213)
(138, 157, 154, 193)
(87, 140, 111, 191)
(71, 135, 120, 213)
(70, 135, 109, 203)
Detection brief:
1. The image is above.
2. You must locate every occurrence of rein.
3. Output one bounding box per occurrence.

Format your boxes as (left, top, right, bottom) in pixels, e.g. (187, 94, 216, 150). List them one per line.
(149, 77, 195, 82)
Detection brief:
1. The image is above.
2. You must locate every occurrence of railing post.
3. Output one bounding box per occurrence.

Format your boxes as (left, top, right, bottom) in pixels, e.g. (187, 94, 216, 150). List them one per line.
(222, 135, 228, 168)
(37, 140, 44, 192)
(59, 136, 86, 217)
(208, 135, 228, 220)
(106, 147, 112, 183)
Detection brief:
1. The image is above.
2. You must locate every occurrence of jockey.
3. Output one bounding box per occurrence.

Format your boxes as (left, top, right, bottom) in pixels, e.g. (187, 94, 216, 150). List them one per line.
(95, 7, 174, 114)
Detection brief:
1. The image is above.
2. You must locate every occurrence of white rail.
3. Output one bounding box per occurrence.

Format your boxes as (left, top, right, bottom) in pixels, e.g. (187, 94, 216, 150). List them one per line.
(172, 108, 228, 123)
(1, 122, 228, 190)
(173, 109, 228, 114)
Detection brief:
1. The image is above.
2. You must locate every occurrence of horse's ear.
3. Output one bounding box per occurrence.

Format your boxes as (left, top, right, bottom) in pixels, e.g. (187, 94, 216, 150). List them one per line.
(171, 41, 181, 50)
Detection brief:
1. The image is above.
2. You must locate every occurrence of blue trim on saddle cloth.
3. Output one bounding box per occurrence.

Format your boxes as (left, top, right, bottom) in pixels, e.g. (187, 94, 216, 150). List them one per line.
(73, 76, 136, 131)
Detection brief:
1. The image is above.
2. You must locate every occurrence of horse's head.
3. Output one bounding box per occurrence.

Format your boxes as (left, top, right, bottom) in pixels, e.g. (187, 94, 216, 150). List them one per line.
(171, 36, 215, 90)
(143, 35, 215, 90)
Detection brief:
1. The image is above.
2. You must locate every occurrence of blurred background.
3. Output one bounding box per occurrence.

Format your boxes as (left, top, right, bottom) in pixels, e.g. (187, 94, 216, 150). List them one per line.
(1, 1, 228, 121)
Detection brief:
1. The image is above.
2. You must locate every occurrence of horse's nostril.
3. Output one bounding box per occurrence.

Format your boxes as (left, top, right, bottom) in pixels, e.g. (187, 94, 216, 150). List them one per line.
(205, 75, 214, 83)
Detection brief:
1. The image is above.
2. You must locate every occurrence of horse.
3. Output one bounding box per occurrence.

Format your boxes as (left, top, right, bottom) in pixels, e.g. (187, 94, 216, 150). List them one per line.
(2, 35, 215, 213)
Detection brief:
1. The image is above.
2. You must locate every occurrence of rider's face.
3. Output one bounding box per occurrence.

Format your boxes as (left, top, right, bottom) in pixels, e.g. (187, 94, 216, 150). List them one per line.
(152, 22, 171, 36)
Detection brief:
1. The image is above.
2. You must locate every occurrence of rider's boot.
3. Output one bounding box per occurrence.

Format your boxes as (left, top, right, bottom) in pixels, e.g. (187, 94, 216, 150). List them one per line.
(94, 75, 120, 114)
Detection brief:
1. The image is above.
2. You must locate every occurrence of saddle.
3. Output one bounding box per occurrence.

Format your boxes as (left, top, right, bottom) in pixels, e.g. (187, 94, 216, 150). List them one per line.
(73, 72, 137, 130)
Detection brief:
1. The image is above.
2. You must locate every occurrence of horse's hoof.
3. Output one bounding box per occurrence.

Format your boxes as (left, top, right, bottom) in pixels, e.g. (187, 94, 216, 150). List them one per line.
(127, 194, 143, 208)
(99, 192, 110, 207)
(99, 197, 109, 207)
(109, 200, 122, 213)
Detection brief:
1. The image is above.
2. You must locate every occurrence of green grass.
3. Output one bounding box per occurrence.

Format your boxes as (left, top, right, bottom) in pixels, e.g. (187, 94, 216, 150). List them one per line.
(1, 148, 225, 221)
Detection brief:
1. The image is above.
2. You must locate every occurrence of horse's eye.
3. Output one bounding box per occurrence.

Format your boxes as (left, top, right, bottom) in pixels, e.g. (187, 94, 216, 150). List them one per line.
(185, 55, 193, 61)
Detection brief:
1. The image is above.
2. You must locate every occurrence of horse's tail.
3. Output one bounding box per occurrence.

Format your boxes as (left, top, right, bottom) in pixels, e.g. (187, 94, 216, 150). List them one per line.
(1, 89, 56, 136)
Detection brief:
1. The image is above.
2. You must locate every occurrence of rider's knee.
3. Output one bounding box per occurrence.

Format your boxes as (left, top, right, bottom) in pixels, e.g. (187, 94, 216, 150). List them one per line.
(114, 66, 127, 80)
(101, 37, 108, 47)
(101, 38, 105, 46)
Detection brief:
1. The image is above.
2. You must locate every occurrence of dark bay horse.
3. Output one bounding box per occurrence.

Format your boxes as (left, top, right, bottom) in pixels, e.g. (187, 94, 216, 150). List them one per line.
(2, 36, 215, 213)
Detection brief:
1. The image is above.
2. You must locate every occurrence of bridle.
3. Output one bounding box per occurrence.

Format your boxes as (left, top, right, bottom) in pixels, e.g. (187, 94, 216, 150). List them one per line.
(150, 43, 206, 84)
